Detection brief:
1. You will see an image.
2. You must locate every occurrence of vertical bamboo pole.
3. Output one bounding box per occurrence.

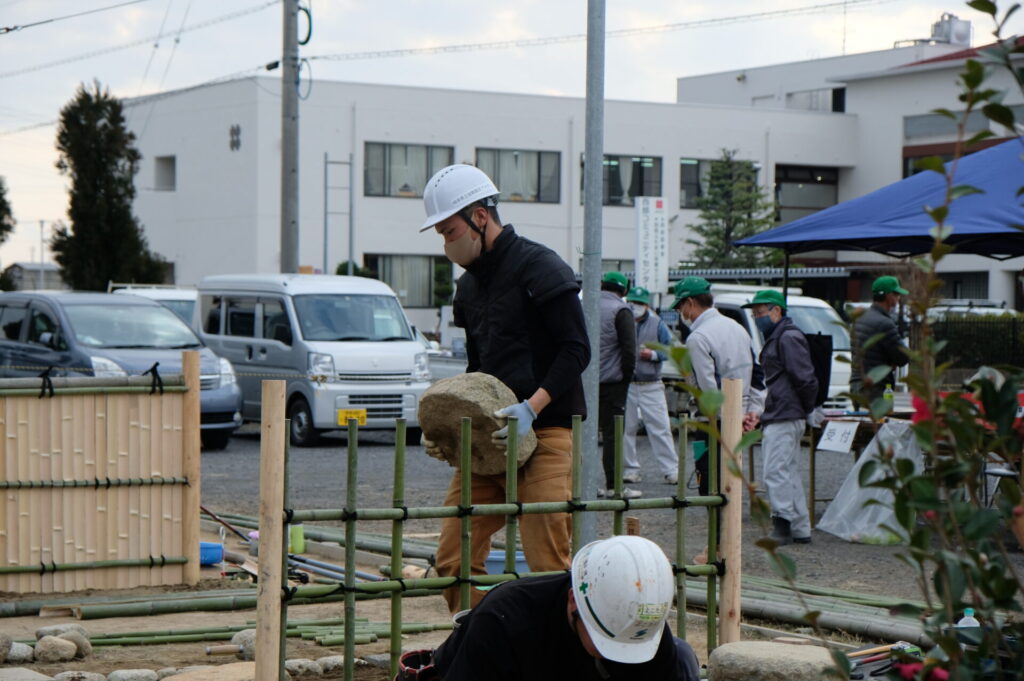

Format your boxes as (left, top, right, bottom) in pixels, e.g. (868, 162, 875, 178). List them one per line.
(255, 379, 286, 681)
(41, 395, 55, 593)
(27, 397, 41, 593)
(808, 426, 819, 526)
(181, 351, 202, 585)
(116, 394, 130, 589)
(458, 417, 472, 611)
(101, 393, 115, 591)
(67, 395, 82, 592)
(279, 423, 290, 679)
(504, 419, 519, 574)
(82, 394, 96, 592)
(149, 393, 163, 584)
(570, 415, 582, 555)
(170, 385, 183, 584)
(676, 414, 688, 639)
(706, 429, 719, 651)
(613, 415, 624, 535)
(160, 387, 174, 584)
(718, 378, 743, 645)
(0, 397, 6, 593)
(138, 393, 153, 586)
(344, 419, 359, 681)
(129, 392, 144, 587)
(389, 419, 406, 680)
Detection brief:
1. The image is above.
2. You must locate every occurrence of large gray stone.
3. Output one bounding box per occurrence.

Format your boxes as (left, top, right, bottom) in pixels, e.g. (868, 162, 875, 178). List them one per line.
(6, 642, 34, 664)
(707, 641, 837, 681)
(33, 637, 76, 663)
(35, 625, 88, 641)
(106, 671, 158, 681)
(0, 632, 12, 663)
(54, 672, 106, 681)
(163, 663, 290, 681)
(313, 657, 344, 674)
(229, 630, 256, 662)
(56, 632, 91, 659)
(155, 670, 179, 680)
(283, 660, 321, 676)
(418, 373, 537, 475)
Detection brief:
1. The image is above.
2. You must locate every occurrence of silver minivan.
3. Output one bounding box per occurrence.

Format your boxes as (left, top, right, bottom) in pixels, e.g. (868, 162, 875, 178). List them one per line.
(196, 274, 431, 446)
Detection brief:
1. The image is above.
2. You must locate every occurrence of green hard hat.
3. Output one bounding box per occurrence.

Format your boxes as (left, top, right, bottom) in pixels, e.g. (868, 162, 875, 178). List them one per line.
(626, 286, 651, 305)
(601, 271, 629, 290)
(741, 289, 787, 310)
(670, 277, 711, 309)
(872, 275, 909, 295)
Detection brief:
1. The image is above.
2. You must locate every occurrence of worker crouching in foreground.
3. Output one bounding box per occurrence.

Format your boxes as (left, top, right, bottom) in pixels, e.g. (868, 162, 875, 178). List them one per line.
(419, 164, 590, 613)
(431, 535, 701, 680)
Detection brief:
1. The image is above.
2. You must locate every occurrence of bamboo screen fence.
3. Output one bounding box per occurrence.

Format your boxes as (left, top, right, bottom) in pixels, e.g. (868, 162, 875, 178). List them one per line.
(0, 352, 201, 594)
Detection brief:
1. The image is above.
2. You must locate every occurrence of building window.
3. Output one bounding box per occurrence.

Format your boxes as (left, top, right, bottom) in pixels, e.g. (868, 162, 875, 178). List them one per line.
(363, 254, 453, 308)
(679, 159, 714, 209)
(475, 149, 560, 203)
(774, 165, 838, 225)
(155, 156, 176, 191)
(581, 155, 662, 206)
(364, 142, 454, 198)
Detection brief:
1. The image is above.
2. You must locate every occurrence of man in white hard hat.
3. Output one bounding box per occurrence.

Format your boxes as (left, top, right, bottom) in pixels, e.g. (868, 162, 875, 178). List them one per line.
(428, 535, 700, 680)
(420, 164, 591, 614)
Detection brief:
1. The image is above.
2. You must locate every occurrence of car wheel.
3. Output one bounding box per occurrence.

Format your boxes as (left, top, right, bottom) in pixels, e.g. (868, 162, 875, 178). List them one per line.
(405, 426, 422, 447)
(289, 396, 321, 447)
(201, 430, 232, 451)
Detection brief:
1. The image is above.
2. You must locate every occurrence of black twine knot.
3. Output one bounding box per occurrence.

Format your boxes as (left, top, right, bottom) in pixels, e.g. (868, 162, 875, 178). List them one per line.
(512, 501, 523, 516)
(341, 509, 358, 521)
(456, 505, 475, 518)
(397, 505, 409, 521)
(671, 495, 690, 509)
(38, 366, 54, 399)
(566, 500, 587, 512)
(143, 362, 164, 394)
(283, 508, 295, 524)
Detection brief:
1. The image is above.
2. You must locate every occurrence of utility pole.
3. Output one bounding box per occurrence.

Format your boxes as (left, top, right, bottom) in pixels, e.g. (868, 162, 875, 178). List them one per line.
(579, 0, 606, 544)
(280, 0, 300, 273)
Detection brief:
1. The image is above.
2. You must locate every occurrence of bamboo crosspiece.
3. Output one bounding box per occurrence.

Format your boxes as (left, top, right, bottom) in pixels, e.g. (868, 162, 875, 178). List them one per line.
(254, 381, 742, 681)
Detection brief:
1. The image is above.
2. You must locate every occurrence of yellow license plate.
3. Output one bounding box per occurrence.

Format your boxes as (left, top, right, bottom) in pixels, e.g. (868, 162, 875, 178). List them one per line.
(336, 409, 367, 426)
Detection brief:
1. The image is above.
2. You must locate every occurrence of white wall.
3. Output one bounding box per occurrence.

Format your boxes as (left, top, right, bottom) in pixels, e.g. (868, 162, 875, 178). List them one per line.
(675, 44, 962, 109)
(130, 77, 858, 294)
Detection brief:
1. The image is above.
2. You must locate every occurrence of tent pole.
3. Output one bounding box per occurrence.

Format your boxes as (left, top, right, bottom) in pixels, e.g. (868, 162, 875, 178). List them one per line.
(782, 251, 790, 301)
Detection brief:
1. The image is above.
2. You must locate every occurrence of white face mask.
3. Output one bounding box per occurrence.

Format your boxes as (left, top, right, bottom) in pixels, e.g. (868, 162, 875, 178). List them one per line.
(443, 226, 482, 266)
(629, 303, 646, 319)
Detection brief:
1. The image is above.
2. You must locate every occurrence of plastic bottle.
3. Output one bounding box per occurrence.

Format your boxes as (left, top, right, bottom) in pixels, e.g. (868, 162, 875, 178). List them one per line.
(956, 608, 981, 629)
(883, 384, 894, 410)
(955, 607, 982, 646)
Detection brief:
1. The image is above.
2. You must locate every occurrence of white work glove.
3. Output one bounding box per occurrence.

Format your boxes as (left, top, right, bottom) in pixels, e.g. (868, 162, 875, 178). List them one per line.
(491, 400, 537, 449)
(806, 406, 826, 429)
(420, 433, 445, 461)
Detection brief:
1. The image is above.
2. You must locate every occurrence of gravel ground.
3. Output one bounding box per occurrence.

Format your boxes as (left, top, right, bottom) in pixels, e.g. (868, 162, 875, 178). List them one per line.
(201, 422, 1023, 606)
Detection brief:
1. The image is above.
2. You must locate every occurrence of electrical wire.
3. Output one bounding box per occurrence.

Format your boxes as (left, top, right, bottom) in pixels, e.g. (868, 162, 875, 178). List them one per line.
(0, 0, 279, 80)
(310, 0, 900, 62)
(134, 0, 193, 139)
(0, 0, 152, 35)
(136, 0, 176, 96)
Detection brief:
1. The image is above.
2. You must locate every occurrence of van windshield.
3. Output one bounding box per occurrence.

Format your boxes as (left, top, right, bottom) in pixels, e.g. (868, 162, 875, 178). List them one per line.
(788, 305, 850, 351)
(65, 304, 201, 348)
(293, 294, 412, 342)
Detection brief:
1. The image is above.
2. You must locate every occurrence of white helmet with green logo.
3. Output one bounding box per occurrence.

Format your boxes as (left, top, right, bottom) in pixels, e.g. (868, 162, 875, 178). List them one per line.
(571, 535, 674, 663)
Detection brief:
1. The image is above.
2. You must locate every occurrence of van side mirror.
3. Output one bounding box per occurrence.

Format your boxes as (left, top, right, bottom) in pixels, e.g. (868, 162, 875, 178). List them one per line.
(38, 331, 55, 348)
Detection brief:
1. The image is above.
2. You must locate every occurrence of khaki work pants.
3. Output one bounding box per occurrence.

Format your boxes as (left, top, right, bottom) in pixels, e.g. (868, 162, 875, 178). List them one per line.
(435, 426, 573, 613)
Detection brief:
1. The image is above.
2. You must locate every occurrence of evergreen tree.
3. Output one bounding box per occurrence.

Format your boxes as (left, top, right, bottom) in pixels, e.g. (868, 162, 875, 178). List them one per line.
(0, 176, 14, 246)
(685, 149, 779, 268)
(51, 81, 168, 290)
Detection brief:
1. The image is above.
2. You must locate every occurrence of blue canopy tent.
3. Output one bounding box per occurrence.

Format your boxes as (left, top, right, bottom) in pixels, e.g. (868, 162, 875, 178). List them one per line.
(739, 139, 1024, 264)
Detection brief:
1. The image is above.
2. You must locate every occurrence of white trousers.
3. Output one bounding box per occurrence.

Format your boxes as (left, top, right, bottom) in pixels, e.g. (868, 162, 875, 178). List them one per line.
(762, 419, 811, 538)
(623, 382, 679, 477)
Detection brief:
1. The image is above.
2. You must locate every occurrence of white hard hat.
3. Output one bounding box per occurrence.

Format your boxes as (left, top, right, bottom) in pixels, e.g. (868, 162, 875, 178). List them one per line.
(419, 164, 499, 232)
(571, 536, 674, 664)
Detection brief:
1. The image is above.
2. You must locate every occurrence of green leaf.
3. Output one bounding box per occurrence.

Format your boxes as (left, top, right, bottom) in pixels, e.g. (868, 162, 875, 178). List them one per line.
(967, 0, 997, 15)
(768, 551, 797, 581)
(925, 204, 949, 223)
(983, 102, 1017, 129)
(929, 223, 954, 241)
(867, 364, 894, 385)
(914, 156, 947, 175)
(698, 389, 724, 418)
(962, 508, 1002, 540)
(870, 396, 893, 419)
(965, 129, 996, 147)
(950, 185, 985, 201)
(736, 430, 762, 451)
(930, 107, 958, 120)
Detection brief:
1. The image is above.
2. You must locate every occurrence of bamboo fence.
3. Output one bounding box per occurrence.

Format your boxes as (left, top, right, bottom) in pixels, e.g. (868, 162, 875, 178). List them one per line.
(0, 352, 202, 593)
(253, 378, 745, 681)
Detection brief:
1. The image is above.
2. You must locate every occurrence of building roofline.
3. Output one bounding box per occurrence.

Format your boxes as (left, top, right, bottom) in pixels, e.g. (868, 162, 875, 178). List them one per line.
(834, 37, 1024, 82)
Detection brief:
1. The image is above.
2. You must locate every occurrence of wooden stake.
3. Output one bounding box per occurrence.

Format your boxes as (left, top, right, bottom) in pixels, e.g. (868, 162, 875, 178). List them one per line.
(181, 351, 201, 585)
(0, 397, 9, 593)
(718, 378, 743, 645)
(256, 379, 287, 681)
(624, 516, 641, 536)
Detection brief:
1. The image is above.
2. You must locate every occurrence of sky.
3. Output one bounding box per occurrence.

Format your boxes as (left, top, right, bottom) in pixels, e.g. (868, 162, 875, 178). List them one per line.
(0, 0, 1020, 268)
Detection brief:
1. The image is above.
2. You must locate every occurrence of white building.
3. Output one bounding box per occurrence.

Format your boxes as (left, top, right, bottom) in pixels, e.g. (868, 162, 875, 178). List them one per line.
(127, 19, 1023, 328)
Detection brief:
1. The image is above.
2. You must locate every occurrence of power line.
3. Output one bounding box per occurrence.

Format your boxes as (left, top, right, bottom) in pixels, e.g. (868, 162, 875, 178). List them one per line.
(137, 0, 194, 140)
(310, 0, 899, 62)
(0, 0, 152, 35)
(0, 0, 279, 80)
(136, 0, 176, 96)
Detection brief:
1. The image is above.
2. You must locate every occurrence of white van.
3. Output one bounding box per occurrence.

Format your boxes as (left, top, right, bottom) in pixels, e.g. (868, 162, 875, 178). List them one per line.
(708, 284, 852, 410)
(110, 284, 198, 329)
(197, 274, 431, 446)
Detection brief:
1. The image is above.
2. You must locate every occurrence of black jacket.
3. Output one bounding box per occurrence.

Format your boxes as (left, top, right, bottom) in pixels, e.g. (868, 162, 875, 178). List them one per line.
(433, 573, 685, 681)
(850, 303, 909, 399)
(759, 316, 818, 425)
(453, 226, 590, 428)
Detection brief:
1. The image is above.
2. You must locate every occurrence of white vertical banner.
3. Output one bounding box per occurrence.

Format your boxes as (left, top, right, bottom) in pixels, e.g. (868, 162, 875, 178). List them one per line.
(634, 196, 669, 297)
